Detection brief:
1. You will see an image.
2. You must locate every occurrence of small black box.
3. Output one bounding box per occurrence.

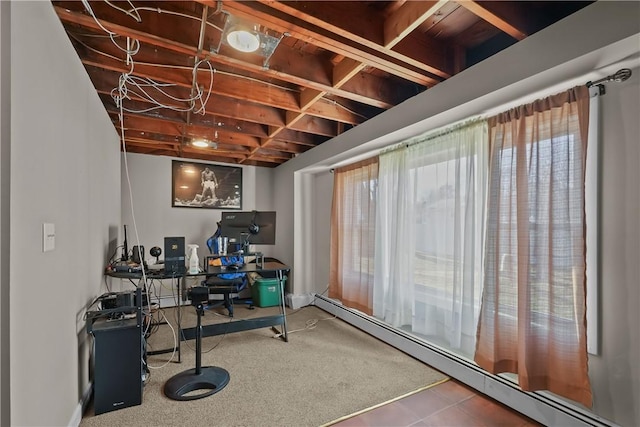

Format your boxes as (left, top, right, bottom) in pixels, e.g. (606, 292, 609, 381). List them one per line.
(164, 237, 185, 275)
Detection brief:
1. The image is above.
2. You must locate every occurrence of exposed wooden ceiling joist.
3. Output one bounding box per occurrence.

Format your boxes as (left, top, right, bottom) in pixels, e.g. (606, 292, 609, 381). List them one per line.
(52, 0, 592, 167)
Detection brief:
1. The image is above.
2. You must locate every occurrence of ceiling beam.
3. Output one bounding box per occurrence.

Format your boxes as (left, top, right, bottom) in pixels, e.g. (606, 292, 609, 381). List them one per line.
(55, 5, 413, 109)
(55, 3, 403, 165)
(244, 0, 452, 80)
(109, 111, 262, 147)
(207, 0, 447, 163)
(206, 1, 445, 85)
(457, 1, 528, 41)
(102, 93, 326, 145)
(76, 50, 364, 125)
(384, 1, 450, 48)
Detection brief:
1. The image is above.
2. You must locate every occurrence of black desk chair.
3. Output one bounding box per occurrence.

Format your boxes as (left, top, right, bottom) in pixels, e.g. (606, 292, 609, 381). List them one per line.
(204, 274, 252, 317)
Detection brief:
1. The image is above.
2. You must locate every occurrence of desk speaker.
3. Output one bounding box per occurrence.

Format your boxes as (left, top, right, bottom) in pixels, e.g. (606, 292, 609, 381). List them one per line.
(131, 245, 144, 265)
(164, 237, 185, 275)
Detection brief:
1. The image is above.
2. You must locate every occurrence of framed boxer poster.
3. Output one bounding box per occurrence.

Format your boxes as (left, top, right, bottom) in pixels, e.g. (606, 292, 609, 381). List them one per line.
(171, 160, 242, 209)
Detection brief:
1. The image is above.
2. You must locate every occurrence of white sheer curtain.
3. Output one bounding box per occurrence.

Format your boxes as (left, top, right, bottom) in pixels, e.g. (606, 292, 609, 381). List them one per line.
(373, 149, 414, 327)
(374, 122, 488, 356)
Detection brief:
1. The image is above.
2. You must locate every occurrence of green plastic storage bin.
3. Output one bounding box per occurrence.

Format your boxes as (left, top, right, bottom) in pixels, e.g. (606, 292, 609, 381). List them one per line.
(251, 277, 286, 307)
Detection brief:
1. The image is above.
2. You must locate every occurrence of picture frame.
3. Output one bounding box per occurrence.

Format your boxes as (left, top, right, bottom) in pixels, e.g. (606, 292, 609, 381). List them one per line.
(171, 160, 242, 209)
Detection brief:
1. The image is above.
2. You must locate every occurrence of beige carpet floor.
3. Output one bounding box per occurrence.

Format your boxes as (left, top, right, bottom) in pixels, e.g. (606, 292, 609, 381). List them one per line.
(80, 304, 447, 427)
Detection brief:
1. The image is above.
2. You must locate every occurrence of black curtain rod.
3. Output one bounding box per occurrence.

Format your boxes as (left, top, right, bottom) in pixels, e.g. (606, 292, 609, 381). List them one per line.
(586, 68, 632, 94)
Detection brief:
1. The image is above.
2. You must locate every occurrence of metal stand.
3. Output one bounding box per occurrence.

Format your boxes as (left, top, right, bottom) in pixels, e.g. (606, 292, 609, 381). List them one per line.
(164, 292, 229, 401)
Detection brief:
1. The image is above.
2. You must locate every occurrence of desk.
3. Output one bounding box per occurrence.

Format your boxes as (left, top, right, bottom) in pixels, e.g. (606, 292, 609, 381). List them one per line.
(105, 261, 290, 362)
(183, 262, 290, 342)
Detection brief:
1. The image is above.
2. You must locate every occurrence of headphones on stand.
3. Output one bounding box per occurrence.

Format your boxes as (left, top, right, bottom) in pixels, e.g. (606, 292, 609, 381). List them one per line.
(248, 210, 260, 235)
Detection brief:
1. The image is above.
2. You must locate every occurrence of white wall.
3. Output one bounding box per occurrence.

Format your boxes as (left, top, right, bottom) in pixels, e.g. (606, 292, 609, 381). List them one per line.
(0, 2, 10, 425)
(312, 170, 332, 295)
(9, 2, 121, 426)
(118, 153, 275, 300)
(588, 66, 639, 426)
(274, 2, 640, 425)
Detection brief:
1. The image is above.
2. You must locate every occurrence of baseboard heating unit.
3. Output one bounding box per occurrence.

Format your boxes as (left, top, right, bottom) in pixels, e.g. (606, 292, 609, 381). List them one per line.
(313, 295, 616, 427)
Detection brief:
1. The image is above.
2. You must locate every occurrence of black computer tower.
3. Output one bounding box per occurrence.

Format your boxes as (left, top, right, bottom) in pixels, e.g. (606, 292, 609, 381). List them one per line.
(91, 318, 142, 415)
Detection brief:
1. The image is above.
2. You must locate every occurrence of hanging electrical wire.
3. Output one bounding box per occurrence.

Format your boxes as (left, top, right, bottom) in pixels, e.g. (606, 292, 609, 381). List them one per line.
(81, 0, 216, 116)
(111, 60, 215, 115)
(324, 97, 369, 120)
(68, 31, 297, 97)
(81, 0, 140, 64)
(105, 0, 225, 32)
(104, 0, 142, 22)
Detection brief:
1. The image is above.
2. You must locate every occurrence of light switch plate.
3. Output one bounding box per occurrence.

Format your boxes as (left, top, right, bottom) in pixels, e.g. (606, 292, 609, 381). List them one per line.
(43, 223, 55, 252)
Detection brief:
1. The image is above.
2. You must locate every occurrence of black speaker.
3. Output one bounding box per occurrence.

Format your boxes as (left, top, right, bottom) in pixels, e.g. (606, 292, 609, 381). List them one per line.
(164, 236, 185, 275)
(91, 318, 142, 414)
(131, 245, 144, 265)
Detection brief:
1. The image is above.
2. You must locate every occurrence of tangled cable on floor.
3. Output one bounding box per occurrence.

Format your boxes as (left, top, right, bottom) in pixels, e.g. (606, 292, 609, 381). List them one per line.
(272, 314, 337, 339)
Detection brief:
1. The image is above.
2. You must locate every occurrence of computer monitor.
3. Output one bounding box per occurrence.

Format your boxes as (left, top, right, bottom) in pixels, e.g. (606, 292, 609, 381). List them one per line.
(220, 211, 276, 247)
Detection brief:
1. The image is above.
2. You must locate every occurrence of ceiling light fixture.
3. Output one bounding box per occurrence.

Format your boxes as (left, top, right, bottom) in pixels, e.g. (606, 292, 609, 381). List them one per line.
(226, 26, 260, 53)
(191, 139, 218, 149)
(192, 139, 210, 148)
(216, 13, 285, 68)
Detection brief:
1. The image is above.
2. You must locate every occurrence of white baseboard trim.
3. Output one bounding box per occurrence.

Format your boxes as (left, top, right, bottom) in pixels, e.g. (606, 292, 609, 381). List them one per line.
(69, 383, 92, 427)
(313, 295, 616, 427)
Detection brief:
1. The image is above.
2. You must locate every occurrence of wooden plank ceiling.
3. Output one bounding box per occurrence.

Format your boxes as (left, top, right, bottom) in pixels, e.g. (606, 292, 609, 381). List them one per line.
(53, 1, 592, 167)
